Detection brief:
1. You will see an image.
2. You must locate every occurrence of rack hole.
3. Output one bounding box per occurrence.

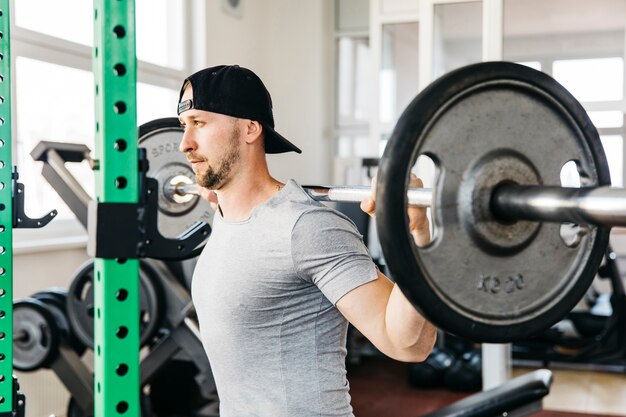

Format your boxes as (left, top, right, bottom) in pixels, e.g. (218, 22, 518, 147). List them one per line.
(116, 363, 129, 376)
(113, 63, 127, 76)
(116, 401, 129, 414)
(116, 326, 128, 339)
(114, 101, 127, 114)
(113, 25, 126, 39)
(115, 177, 127, 189)
(116, 289, 128, 301)
(114, 139, 127, 152)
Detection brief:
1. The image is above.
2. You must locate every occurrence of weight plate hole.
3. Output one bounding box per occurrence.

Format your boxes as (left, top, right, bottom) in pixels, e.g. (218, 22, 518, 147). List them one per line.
(413, 153, 438, 247)
(560, 160, 582, 188)
(560, 223, 585, 248)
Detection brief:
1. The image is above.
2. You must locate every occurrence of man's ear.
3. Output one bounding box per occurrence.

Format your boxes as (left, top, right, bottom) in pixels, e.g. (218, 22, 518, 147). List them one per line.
(243, 120, 263, 145)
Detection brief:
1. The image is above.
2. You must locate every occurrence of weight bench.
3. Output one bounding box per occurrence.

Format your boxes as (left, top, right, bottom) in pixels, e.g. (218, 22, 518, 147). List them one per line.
(422, 369, 552, 417)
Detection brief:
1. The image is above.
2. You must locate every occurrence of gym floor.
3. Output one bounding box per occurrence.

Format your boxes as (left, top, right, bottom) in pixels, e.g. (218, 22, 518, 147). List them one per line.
(348, 358, 626, 417)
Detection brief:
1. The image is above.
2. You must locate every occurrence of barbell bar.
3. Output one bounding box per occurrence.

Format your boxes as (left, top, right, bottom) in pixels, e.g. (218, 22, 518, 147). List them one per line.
(166, 181, 434, 207)
(166, 180, 626, 228)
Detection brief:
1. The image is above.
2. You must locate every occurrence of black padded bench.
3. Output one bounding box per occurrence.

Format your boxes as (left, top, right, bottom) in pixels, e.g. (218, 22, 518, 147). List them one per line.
(422, 369, 553, 417)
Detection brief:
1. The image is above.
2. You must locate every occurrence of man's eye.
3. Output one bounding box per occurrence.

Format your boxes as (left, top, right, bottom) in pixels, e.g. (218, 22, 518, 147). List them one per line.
(193, 120, 202, 127)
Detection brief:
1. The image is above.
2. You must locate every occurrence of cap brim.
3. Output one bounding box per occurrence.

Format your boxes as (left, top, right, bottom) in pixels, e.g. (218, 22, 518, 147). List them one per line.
(263, 125, 302, 154)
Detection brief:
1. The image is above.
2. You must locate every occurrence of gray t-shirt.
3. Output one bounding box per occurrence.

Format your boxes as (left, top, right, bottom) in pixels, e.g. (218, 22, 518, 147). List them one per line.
(191, 180, 378, 417)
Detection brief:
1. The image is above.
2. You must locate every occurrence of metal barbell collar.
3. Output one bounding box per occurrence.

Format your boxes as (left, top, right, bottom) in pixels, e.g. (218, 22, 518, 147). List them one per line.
(166, 180, 626, 228)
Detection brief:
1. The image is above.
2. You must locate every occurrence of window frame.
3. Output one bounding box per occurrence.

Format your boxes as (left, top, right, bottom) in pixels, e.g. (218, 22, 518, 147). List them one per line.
(9, 0, 206, 251)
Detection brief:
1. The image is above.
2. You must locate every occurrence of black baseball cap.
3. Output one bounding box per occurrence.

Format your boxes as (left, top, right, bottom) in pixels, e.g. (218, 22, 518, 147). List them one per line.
(178, 65, 302, 154)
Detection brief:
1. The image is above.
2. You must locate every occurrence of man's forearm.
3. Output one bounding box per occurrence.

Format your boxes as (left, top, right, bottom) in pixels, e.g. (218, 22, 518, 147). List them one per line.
(385, 283, 437, 361)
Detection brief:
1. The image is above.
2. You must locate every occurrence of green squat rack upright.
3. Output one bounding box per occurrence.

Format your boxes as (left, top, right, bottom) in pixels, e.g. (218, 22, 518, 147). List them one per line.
(92, 1, 140, 417)
(0, 0, 12, 413)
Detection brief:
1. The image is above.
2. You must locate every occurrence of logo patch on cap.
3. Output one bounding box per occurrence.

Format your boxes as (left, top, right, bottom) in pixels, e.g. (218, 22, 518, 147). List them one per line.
(177, 99, 193, 115)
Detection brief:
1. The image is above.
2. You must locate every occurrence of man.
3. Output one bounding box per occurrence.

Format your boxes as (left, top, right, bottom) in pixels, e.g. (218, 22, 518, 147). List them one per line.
(177, 65, 436, 417)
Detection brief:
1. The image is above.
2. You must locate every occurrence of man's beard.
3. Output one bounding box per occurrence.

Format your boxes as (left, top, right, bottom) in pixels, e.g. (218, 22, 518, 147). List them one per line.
(196, 128, 241, 190)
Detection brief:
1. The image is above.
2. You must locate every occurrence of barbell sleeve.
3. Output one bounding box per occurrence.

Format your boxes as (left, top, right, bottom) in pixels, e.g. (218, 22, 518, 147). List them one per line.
(303, 185, 433, 206)
(492, 185, 626, 227)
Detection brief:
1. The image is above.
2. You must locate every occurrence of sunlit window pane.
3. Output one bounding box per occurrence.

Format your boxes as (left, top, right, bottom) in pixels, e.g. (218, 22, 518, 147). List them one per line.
(16, 0, 184, 70)
(15, 0, 92, 45)
(588, 111, 624, 129)
(553, 58, 623, 102)
(601, 135, 623, 187)
(433, 2, 482, 78)
(380, 22, 419, 125)
(16, 58, 95, 221)
(337, 37, 372, 127)
(136, 0, 184, 69)
(338, 136, 372, 158)
(137, 84, 179, 126)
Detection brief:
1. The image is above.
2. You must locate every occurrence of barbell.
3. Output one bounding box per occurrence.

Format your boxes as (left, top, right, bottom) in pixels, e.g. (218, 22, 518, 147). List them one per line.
(166, 179, 626, 228)
(140, 61, 620, 343)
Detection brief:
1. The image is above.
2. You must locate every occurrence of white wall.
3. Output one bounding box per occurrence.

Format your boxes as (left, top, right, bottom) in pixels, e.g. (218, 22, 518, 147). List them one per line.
(14, 246, 89, 298)
(204, 0, 334, 184)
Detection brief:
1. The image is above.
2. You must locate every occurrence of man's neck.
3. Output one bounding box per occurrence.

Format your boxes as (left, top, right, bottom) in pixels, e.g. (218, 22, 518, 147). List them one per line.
(215, 172, 283, 222)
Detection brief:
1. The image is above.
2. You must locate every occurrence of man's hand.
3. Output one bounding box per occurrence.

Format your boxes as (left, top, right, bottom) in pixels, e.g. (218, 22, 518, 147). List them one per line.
(360, 174, 431, 247)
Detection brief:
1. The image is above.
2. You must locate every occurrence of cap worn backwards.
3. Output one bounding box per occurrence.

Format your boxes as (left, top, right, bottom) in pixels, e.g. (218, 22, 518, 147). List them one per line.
(177, 65, 302, 154)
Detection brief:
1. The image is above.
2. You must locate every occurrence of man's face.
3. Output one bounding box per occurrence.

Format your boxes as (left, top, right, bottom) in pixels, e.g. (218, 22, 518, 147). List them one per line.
(178, 85, 242, 190)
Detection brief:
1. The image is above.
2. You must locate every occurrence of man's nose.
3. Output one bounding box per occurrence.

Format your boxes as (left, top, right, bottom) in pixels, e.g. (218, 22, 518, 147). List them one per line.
(179, 129, 196, 153)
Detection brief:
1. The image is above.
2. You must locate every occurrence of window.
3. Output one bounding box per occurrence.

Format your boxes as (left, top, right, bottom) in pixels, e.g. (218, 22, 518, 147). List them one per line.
(433, 1, 482, 79)
(553, 58, 623, 102)
(15, 0, 185, 70)
(335, 0, 371, 161)
(12, 1, 200, 243)
(380, 23, 419, 126)
(503, 0, 626, 187)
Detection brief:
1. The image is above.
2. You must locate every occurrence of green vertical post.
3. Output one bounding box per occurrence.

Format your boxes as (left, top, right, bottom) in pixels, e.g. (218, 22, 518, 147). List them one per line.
(0, 0, 11, 412)
(93, 1, 140, 417)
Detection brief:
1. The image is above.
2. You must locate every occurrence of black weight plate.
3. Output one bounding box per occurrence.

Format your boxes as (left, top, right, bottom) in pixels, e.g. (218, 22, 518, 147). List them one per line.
(66, 260, 163, 349)
(377, 61, 610, 343)
(32, 289, 87, 356)
(13, 298, 61, 371)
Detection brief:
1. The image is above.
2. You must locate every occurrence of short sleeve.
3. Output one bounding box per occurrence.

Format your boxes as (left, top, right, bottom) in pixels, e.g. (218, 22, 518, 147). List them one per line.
(291, 208, 378, 305)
